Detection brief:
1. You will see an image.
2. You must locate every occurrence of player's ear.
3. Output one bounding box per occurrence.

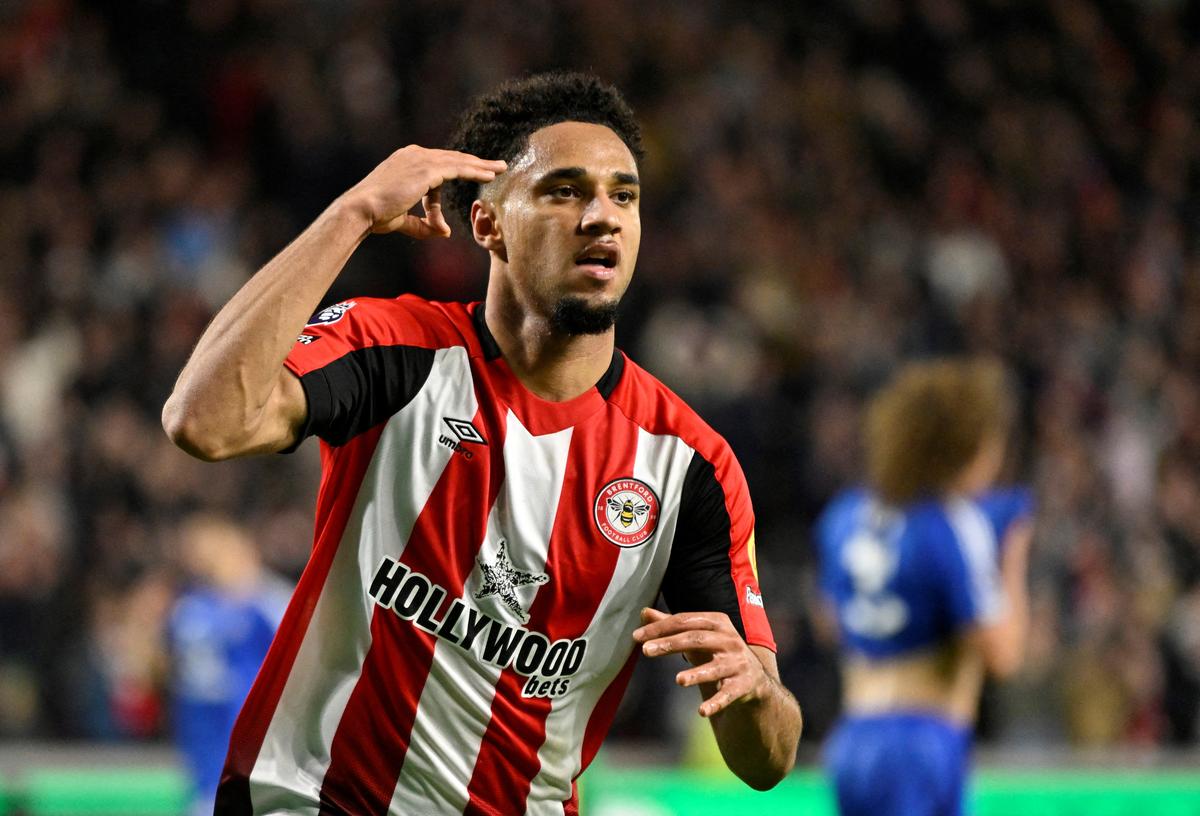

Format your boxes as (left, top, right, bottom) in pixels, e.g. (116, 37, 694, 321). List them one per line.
(471, 200, 505, 256)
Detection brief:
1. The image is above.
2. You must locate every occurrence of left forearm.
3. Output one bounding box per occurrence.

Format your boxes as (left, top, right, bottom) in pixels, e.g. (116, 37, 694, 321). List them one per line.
(706, 673, 801, 790)
(633, 610, 802, 790)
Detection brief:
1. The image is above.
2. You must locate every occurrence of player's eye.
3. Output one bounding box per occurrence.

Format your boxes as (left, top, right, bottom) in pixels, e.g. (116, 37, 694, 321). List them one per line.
(551, 186, 581, 199)
(612, 190, 637, 205)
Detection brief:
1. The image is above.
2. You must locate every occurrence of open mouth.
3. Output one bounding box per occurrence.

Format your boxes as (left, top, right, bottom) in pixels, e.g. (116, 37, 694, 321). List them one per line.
(576, 256, 616, 268)
(575, 243, 620, 269)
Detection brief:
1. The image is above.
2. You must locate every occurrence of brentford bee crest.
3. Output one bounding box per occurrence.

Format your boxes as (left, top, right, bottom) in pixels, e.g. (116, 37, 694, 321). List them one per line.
(594, 478, 660, 548)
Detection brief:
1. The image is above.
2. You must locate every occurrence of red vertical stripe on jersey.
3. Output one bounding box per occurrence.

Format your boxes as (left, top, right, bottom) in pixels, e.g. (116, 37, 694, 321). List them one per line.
(217, 425, 386, 814)
(318, 400, 508, 815)
(463, 408, 639, 815)
(564, 780, 579, 816)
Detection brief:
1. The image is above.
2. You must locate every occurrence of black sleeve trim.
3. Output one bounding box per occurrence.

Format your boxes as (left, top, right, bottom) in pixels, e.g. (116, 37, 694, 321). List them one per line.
(660, 450, 747, 638)
(286, 344, 436, 449)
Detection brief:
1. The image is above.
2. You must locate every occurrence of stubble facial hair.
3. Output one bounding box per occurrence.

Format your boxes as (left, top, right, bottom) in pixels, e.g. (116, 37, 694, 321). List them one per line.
(550, 296, 620, 336)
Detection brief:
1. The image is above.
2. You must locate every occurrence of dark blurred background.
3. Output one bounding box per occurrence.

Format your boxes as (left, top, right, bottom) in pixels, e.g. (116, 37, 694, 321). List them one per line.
(1, 0, 1199, 762)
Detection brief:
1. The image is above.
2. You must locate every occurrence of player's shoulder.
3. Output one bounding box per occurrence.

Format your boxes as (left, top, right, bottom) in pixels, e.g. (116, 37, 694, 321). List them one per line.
(904, 497, 961, 542)
(817, 488, 869, 540)
(298, 295, 480, 353)
(973, 486, 1035, 537)
(824, 487, 869, 519)
(609, 354, 736, 463)
(910, 495, 997, 569)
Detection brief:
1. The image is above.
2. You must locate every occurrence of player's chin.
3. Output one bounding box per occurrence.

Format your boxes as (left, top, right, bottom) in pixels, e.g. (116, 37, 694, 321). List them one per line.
(549, 295, 621, 336)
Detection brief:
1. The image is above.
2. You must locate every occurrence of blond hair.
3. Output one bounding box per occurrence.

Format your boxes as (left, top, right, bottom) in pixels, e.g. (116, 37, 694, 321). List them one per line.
(866, 359, 1011, 505)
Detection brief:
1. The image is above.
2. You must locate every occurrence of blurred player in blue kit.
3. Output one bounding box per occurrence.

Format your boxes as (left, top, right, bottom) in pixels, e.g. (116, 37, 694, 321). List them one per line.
(166, 515, 291, 816)
(818, 359, 1034, 816)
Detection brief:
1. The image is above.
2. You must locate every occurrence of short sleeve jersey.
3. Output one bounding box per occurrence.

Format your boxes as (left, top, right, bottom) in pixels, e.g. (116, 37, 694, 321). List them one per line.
(217, 297, 773, 816)
(817, 487, 1033, 659)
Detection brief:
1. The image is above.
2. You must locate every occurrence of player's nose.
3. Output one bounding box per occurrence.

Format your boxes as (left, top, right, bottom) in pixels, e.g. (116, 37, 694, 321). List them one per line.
(580, 194, 621, 235)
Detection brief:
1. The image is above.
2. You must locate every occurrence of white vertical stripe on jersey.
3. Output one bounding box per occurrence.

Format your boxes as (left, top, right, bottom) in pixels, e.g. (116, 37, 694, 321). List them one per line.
(524, 429, 694, 816)
(388, 412, 573, 815)
(944, 498, 1005, 623)
(247, 347, 477, 812)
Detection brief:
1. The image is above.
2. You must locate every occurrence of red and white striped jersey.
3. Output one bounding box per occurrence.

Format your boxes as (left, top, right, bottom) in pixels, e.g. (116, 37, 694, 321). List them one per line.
(217, 296, 774, 816)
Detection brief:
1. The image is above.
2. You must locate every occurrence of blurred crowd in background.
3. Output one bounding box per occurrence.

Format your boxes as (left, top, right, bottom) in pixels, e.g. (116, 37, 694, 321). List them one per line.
(1, 0, 1199, 761)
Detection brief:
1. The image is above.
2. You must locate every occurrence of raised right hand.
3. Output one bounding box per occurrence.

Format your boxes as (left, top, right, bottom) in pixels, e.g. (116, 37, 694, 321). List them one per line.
(339, 146, 507, 239)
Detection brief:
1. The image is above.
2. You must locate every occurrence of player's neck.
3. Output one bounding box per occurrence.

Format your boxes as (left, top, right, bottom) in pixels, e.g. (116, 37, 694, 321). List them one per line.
(483, 292, 615, 402)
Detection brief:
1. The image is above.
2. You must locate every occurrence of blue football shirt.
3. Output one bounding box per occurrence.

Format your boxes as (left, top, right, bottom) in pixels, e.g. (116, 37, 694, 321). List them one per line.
(817, 487, 1032, 658)
(167, 577, 290, 802)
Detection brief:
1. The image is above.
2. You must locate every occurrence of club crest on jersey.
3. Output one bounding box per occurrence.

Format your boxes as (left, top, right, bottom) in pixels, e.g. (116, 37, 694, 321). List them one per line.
(305, 300, 357, 327)
(594, 478, 660, 548)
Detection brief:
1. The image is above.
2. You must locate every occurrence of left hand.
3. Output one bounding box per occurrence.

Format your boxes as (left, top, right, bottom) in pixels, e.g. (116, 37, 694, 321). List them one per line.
(632, 607, 772, 718)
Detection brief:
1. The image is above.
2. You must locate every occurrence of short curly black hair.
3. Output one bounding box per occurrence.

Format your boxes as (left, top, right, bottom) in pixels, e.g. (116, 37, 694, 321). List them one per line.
(445, 71, 644, 227)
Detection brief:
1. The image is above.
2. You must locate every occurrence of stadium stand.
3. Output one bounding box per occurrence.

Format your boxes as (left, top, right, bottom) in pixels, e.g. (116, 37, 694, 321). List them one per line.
(0, 0, 1197, 777)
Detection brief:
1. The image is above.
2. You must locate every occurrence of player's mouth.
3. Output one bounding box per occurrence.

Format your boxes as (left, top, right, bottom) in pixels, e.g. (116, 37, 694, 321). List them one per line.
(574, 242, 620, 280)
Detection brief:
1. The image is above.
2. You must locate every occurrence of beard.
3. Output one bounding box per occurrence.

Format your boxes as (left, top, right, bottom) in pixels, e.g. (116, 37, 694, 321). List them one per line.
(549, 295, 620, 336)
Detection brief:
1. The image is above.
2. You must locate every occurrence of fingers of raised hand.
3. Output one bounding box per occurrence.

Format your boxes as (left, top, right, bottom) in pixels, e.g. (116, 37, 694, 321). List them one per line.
(371, 183, 456, 238)
(421, 190, 450, 237)
(360, 148, 505, 231)
(397, 147, 506, 186)
(373, 212, 442, 239)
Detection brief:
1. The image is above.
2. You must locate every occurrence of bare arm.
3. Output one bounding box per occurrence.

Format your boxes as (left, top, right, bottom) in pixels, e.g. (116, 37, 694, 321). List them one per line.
(162, 147, 506, 461)
(965, 519, 1033, 678)
(633, 608, 802, 790)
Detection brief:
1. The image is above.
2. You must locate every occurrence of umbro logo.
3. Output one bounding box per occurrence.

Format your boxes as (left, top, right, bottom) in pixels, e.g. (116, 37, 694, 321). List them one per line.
(439, 417, 486, 459)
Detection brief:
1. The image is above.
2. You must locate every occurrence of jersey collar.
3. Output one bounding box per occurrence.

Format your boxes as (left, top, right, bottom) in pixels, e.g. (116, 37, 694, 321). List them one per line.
(470, 302, 625, 401)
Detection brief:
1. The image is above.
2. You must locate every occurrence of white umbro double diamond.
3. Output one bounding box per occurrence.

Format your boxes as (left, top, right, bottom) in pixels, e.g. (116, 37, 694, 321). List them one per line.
(443, 417, 487, 446)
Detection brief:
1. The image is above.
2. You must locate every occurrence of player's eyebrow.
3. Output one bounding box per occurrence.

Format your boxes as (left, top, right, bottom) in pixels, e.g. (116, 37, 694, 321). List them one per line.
(537, 167, 587, 185)
(536, 167, 641, 186)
